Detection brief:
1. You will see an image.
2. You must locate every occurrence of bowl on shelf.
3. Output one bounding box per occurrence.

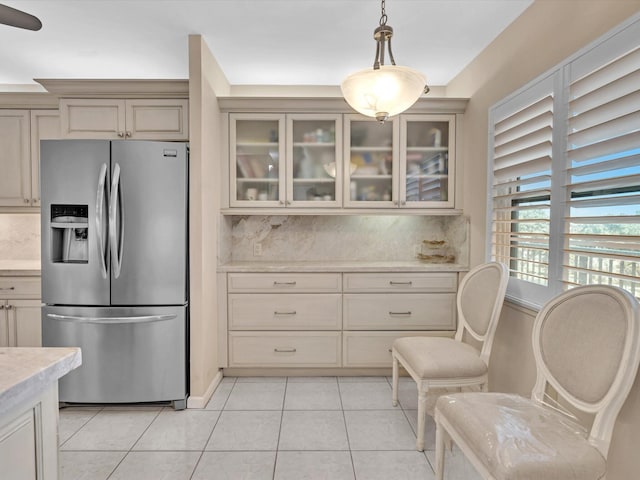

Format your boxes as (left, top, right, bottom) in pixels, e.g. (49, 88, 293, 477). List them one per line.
(323, 162, 357, 178)
(354, 165, 379, 175)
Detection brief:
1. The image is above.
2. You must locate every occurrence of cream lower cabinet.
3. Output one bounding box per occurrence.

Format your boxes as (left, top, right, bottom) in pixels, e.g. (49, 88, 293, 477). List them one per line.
(227, 273, 342, 367)
(0, 277, 42, 347)
(342, 272, 457, 367)
(226, 271, 458, 369)
(0, 383, 60, 480)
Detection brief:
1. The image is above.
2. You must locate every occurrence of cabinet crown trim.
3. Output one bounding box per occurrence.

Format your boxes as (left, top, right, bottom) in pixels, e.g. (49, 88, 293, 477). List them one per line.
(35, 79, 189, 98)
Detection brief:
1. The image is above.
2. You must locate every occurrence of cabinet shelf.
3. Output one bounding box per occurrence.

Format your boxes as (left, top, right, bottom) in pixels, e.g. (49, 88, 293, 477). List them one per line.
(293, 178, 335, 184)
(236, 142, 279, 148)
(350, 146, 392, 152)
(406, 147, 448, 153)
(351, 174, 393, 180)
(236, 178, 278, 183)
(293, 142, 335, 148)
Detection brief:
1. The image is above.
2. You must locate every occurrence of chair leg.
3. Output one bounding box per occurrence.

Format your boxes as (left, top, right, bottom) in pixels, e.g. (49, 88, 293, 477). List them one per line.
(391, 352, 399, 407)
(435, 419, 446, 480)
(417, 389, 427, 451)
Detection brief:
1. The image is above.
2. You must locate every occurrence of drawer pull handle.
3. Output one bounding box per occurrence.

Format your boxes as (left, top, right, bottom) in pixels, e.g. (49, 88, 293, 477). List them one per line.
(273, 281, 297, 286)
(274, 348, 297, 353)
(274, 311, 297, 316)
(0, 287, 15, 291)
(389, 311, 412, 316)
(389, 281, 412, 286)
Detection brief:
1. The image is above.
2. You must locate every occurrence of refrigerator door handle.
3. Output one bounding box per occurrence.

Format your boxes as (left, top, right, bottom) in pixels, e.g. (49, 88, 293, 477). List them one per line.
(109, 162, 124, 279)
(46, 313, 177, 324)
(96, 163, 108, 279)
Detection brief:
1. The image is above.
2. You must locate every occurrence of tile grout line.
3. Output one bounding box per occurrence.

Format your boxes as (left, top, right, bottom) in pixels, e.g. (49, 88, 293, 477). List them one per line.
(336, 376, 358, 480)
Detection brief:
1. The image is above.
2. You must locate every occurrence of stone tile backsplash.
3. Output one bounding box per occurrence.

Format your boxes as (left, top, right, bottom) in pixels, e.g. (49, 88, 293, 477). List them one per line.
(0, 214, 41, 261)
(229, 215, 469, 265)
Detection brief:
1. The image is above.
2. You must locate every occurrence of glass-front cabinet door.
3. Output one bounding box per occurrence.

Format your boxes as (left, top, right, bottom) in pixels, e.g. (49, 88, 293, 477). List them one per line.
(344, 115, 399, 208)
(400, 114, 455, 208)
(230, 114, 285, 207)
(287, 114, 342, 207)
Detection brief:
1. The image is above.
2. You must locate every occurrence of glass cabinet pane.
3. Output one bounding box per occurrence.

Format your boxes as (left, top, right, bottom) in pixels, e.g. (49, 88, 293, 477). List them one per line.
(347, 119, 394, 204)
(234, 119, 280, 203)
(291, 119, 337, 203)
(404, 118, 450, 204)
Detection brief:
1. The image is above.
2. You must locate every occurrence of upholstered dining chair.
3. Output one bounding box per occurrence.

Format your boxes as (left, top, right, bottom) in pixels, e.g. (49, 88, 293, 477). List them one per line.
(391, 261, 509, 451)
(434, 284, 640, 480)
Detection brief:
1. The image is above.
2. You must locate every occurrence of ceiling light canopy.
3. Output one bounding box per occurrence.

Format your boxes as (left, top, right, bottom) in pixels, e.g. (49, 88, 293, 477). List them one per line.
(341, 0, 428, 123)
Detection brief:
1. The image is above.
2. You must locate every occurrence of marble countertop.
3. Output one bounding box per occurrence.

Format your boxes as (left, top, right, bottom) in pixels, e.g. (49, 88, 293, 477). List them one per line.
(219, 260, 469, 273)
(0, 347, 81, 417)
(0, 260, 41, 276)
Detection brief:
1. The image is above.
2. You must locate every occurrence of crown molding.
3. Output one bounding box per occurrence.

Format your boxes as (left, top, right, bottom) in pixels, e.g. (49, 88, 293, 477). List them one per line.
(34, 79, 189, 98)
(0, 92, 59, 108)
(217, 96, 468, 114)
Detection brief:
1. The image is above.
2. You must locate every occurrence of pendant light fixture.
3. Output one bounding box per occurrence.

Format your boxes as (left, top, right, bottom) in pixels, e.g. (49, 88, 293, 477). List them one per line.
(341, 0, 429, 123)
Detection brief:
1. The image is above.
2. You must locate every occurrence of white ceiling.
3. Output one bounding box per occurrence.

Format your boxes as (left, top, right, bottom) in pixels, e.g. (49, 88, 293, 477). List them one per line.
(0, 0, 532, 91)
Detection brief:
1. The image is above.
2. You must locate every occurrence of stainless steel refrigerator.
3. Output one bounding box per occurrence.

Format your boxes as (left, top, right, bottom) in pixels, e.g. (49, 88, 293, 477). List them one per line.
(40, 140, 188, 409)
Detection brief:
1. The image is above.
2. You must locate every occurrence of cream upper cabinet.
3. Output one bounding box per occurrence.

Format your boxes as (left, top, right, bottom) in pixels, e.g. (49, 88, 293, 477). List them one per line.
(30, 110, 61, 207)
(229, 113, 343, 208)
(0, 110, 31, 207)
(400, 114, 455, 208)
(0, 109, 57, 208)
(60, 98, 188, 140)
(344, 113, 456, 209)
(227, 110, 458, 212)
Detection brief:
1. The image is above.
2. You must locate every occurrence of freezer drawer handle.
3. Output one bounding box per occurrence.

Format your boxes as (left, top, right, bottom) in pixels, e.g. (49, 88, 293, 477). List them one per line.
(46, 313, 176, 324)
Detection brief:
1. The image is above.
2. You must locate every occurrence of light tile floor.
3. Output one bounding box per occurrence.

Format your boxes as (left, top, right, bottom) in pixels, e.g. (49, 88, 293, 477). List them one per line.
(59, 376, 481, 480)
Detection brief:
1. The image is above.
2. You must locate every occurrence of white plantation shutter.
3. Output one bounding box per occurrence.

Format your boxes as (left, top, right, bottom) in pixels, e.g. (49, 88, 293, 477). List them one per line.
(490, 80, 554, 290)
(564, 41, 640, 296)
(487, 14, 640, 307)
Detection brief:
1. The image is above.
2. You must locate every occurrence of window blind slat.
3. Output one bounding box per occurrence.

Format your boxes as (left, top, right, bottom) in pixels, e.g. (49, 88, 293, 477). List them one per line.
(569, 69, 640, 116)
(495, 113, 553, 147)
(570, 46, 640, 98)
(494, 156, 551, 181)
(494, 95, 553, 135)
(566, 173, 640, 194)
(568, 153, 640, 177)
(495, 126, 553, 158)
(568, 194, 640, 208)
(568, 110, 640, 149)
(567, 130, 640, 163)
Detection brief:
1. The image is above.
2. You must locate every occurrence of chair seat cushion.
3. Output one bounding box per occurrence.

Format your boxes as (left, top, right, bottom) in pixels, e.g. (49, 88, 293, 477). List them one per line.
(393, 337, 488, 380)
(435, 392, 606, 480)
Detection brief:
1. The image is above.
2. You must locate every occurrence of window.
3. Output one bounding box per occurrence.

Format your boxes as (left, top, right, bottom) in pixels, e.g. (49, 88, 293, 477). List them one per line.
(488, 15, 640, 307)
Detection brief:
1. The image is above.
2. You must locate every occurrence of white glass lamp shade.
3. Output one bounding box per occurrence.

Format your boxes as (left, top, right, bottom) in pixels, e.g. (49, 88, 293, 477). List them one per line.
(341, 65, 426, 121)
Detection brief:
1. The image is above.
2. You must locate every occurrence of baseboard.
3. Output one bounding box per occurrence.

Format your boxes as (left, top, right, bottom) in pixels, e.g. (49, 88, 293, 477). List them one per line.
(186, 370, 223, 409)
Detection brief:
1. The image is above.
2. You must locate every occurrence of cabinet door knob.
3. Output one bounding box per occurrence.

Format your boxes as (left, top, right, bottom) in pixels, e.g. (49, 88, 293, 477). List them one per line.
(0, 305, 4, 310)
(400, 200, 407, 206)
(126, 131, 132, 137)
(117, 131, 124, 137)
(5, 304, 12, 310)
(24, 198, 30, 203)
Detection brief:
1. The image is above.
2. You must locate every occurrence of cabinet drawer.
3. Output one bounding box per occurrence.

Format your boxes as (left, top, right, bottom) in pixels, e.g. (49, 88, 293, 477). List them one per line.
(229, 332, 341, 367)
(228, 273, 341, 293)
(343, 331, 453, 368)
(229, 294, 342, 330)
(343, 273, 457, 293)
(0, 277, 40, 299)
(343, 293, 456, 330)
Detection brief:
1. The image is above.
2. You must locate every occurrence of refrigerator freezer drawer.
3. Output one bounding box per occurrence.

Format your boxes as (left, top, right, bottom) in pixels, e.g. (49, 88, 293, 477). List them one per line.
(42, 305, 187, 404)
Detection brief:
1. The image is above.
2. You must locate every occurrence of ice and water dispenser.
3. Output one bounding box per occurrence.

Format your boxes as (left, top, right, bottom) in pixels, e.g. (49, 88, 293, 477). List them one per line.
(50, 205, 89, 263)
